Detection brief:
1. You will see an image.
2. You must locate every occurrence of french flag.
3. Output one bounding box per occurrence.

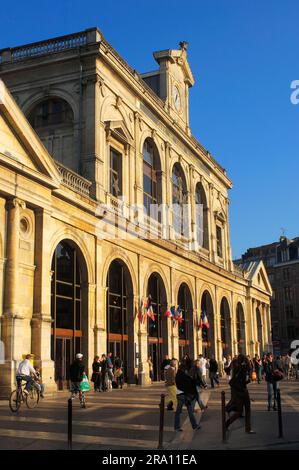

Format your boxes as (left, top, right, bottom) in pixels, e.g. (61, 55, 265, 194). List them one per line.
(147, 295, 155, 322)
(199, 310, 210, 329)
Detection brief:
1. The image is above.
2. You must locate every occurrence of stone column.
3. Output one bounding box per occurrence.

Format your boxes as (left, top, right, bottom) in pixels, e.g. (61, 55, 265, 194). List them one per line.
(31, 208, 56, 393)
(0, 198, 26, 396)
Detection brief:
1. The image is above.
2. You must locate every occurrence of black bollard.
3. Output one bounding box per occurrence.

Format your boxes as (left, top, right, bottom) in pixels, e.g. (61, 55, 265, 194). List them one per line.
(68, 398, 73, 449)
(221, 391, 226, 442)
(277, 389, 283, 438)
(157, 394, 165, 449)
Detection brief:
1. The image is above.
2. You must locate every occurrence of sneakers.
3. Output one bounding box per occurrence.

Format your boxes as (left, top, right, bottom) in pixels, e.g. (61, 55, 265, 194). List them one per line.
(175, 428, 183, 432)
(246, 430, 256, 434)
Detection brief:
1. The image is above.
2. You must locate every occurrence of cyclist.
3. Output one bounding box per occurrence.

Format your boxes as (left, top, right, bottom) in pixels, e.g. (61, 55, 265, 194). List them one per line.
(16, 354, 38, 395)
(70, 353, 86, 407)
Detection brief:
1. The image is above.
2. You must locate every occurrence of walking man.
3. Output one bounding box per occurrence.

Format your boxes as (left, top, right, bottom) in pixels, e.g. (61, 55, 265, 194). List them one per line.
(209, 356, 219, 388)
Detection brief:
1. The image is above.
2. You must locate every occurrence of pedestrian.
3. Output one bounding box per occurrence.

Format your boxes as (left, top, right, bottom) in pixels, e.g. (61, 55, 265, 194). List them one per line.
(148, 356, 154, 382)
(225, 354, 255, 434)
(100, 354, 108, 391)
(114, 356, 124, 388)
(198, 354, 208, 386)
(161, 355, 171, 381)
(107, 352, 114, 389)
(264, 352, 283, 411)
(253, 354, 262, 384)
(69, 353, 86, 408)
(164, 359, 177, 410)
(285, 353, 292, 380)
(209, 356, 219, 388)
(91, 356, 101, 392)
(224, 355, 232, 380)
(189, 359, 208, 411)
(174, 363, 201, 432)
(182, 353, 192, 372)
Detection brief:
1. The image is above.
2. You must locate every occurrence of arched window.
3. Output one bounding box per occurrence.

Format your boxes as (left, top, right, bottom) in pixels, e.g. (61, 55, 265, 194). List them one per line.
(201, 291, 215, 357)
(195, 183, 209, 250)
(220, 297, 232, 357)
(236, 302, 246, 354)
(172, 163, 188, 238)
(143, 139, 162, 220)
(178, 283, 194, 358)
(28, 98, 76, 171)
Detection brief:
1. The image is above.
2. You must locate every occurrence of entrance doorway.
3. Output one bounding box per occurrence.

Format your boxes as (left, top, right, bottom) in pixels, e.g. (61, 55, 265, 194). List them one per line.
(51, 241, 86, 389)
(178, 283, 194, 360)
(147, 273, 168, 381)
(106, 259, 134, 382)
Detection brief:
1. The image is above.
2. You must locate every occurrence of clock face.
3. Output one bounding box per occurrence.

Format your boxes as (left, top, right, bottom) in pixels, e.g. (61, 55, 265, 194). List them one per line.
(173, 85, 181, 111)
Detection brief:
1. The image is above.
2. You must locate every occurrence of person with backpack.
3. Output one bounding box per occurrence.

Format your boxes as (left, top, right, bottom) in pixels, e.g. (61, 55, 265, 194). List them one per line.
(264, 352, 283, 411)
(70, 353, 87, 408)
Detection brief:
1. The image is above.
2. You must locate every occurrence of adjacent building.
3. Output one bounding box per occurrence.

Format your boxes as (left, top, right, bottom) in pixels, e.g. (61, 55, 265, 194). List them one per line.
(0, 28, 272, 395)
(239, 236, 299, 355)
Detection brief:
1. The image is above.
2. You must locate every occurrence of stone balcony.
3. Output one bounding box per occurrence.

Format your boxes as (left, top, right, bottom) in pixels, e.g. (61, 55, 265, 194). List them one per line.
(55, 161, 92, 197)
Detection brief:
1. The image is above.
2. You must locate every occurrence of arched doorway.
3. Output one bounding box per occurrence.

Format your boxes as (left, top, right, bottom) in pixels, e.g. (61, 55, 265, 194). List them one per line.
(106, 259, 134, 383)
(178, 283, 194, 359)
(236, 302, 246, 354)
(147, 273, 168, 381)
(220, 297, 232, 357)
(201, 291, 214, 357)
(256, 307, 263, 354)
(51, 240, 88, 389)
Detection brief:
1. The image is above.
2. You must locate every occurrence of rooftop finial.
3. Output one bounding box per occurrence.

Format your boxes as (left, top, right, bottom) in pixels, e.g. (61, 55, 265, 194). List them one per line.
(179, 41, 189, 51)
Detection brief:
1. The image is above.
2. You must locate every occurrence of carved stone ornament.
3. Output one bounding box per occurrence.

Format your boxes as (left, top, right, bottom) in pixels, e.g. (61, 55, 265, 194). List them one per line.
(115, 95, 123, 109)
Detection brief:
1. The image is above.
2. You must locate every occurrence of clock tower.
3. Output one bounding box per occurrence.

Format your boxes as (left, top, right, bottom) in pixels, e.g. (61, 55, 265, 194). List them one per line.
(142, 41, 195, 135)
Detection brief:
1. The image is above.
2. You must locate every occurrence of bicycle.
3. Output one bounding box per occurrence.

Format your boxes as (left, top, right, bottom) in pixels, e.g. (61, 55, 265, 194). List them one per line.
(9, 376, 40, 412)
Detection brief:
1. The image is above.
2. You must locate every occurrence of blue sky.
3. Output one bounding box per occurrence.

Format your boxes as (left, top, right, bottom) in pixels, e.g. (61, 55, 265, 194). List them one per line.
(1, 0, 298, 258)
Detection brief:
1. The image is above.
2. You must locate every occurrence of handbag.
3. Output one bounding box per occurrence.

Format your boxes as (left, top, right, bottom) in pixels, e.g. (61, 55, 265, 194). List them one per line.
(272, 370, 284, 382)
(251, 371, 257, 381)
(80, 373, 91, 392)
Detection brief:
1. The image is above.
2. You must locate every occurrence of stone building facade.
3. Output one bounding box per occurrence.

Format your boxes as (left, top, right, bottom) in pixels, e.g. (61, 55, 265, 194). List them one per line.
(0, 28, 272, 395)
(239, 236, 299, 354)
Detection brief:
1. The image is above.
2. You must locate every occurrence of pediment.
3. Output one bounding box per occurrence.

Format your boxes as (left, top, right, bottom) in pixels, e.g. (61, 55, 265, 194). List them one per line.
(245, 260, 272, 295)
(105, 119, 133, 145)
(0, 80, 61, 187)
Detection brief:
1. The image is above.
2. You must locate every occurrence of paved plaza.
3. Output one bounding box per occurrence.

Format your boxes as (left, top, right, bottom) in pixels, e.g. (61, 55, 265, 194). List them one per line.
(0, 379, 298, 450)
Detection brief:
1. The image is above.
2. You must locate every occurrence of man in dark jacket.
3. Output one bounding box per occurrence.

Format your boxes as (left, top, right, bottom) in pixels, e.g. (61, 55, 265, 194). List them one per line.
(174, 363, 200, 431)
(265, 353, 282, 411)
(70, 353, 86, 405)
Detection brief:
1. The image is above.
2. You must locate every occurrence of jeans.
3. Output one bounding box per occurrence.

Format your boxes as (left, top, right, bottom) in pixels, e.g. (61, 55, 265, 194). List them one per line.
(174, 394, 198, 430)
(18, 375, 34, 392)
(267, 381, 279, 408)
(210, 372, 219, 388)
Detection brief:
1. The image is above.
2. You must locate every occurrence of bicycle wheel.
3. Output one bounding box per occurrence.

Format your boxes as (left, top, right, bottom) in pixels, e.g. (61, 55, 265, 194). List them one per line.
(9, 389, 21, 412)
(26, 387, 40, 409)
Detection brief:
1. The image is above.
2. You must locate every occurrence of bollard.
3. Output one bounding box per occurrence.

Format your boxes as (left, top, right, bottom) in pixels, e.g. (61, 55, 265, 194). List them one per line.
(68, 398, 73, 449)
(221, 391, 226, 442)
(277, 389, 283, 438)
(157, 393, 165, 449)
